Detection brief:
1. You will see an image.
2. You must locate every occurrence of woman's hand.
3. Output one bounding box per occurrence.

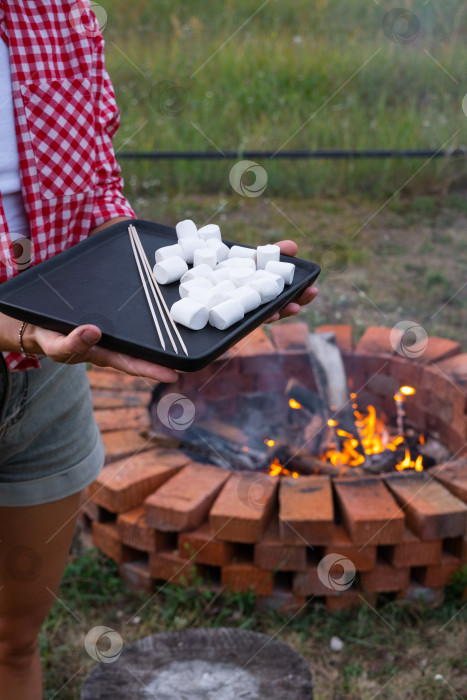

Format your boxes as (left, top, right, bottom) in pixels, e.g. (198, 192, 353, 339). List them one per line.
(24, 323, 179, 382)
(267, 240, 319, 322)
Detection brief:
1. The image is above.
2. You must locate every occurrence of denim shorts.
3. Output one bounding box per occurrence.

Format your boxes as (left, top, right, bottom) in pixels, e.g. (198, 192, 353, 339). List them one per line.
(0, 356, 104, 507)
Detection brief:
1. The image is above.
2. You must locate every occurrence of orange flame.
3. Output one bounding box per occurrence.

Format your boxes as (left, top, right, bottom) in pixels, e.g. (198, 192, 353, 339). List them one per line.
(268, 458, 299, 478)
(289, 399, 302, 410)
(396, 448, 423, 471)
(323, 394, 423, 471)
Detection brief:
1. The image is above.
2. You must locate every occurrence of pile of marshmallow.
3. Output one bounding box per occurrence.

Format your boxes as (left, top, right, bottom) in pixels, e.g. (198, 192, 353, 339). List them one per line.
(152, 219, 295, 331)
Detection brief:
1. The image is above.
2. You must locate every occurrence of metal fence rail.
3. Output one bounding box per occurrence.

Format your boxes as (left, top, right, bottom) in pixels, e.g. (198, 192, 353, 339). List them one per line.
(118, 148, 467, 161)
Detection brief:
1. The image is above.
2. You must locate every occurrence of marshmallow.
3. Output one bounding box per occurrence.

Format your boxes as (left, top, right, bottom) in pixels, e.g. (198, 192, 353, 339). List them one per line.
(153, 256, 188, 284)
(181, 264, 214, 283)
(188, 286, 226, 309)
(256, 244, 280, 269)
(205, 238, 229, 263)
(193, 247, 217, 269)
(227, 286, 262, 313)
(155, 243, 184, 263)
(253, 269, 284, 294)
(229, 267, 255, 287)
(265, 260, 295, 285)
(212, 280, 236, 296)
(248, 277, 280, 303)
(217, 257, 256, 271)
(179, 278, 212, 298)
(209, 299, 244, 330)
(170, 297, 208, 330)
(228, 245, 257, 261)
(179, 237, 206, 264)
(210, 267, 231, 284)
(176, 219, 198, 240)
(198, 224, 222, 241)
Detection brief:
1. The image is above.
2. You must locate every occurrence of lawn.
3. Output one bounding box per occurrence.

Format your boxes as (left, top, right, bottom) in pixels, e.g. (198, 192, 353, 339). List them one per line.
(40, 2, 467, 697)
(99, 0, 467, 197)
(42, 546, 466, 700)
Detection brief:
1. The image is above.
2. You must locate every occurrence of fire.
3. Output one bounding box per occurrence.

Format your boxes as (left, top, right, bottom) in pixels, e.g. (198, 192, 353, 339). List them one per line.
(264, 439, 275, 447)
(396, 448, 423, 472)
(323, 386, 423, 471)
(268, 458, 299, 478)
(289, 399, 302, 410)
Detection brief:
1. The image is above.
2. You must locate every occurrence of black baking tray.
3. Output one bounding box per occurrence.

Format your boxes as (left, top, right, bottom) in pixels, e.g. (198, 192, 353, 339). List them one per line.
(0, 219, 320, 371)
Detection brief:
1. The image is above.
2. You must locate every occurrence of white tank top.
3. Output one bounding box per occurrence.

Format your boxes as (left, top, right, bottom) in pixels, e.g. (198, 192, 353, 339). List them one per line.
(0, 37, 30, 241)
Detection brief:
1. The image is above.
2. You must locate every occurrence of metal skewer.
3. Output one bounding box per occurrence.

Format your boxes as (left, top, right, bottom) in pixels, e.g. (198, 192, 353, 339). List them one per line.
(128, 228, 166, 350)
(129, 224, 189, 356)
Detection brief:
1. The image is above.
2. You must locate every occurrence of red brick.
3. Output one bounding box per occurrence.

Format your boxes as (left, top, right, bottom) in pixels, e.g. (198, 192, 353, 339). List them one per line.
(334, 477, 405, 545)
(279, 476, 335, 546)
(325, 590, 363, 612)
(412, 553, 461, 587)
(92, 390, 152, 410)
(198, 373, 255, 400)
(94, 406, 150, 433)
(178, 523, 235, 567)
(270, 322, 310, 350)
(210, 472, 277, 543)
(360, 561, 410, 593)
(119, 559, 153, 594)
(420, 337, 461, 365)
(388, 357, 423, 388)
(117, 506, 172, 552)
(87, 368, 153, 392)
(254, 519, 307, 572)
(420, 365, 452, 401)
(436, 352, 467, 379)
(292, 558, 353, 597)
(430, 461, 467, 504)
(276, 352, 317, 391)
(443, 535, 467, 564)
(364, 373, 400, 399)
(234, 328, 278, 374)
(222, 563, 273, 595)
(386, 528, 442, 568)
(255, 372, 290, 393)
(88, 449, 188, 513)
(149, 550, 199, 584)
(426, 394, 453, 424)
(355, 326, 394, 356)
(315, 324, 353, 353)
(79, 495, 115, 523)
(384, 473, 467, 540)
(232, 327, 276, 356)
(101, 429, 155, 465)
(434, 422, 467, 454)
(145, 463, 229, 532)
(324, 526, 376, 572)
(91, 521, 137, 564)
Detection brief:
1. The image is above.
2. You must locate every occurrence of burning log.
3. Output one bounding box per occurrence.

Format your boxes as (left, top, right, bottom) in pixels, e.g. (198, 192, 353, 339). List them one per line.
(305, 332, 358, 437)
(267, 440, 364, 477)
(143, 427, 268, 472)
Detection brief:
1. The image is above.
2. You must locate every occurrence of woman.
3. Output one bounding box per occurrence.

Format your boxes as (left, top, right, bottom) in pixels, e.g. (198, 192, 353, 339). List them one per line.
(0, 2, 318, 698)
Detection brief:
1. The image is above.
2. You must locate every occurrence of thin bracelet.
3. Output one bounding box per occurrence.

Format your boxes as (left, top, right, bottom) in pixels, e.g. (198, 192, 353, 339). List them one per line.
(18, 321, 46, 360)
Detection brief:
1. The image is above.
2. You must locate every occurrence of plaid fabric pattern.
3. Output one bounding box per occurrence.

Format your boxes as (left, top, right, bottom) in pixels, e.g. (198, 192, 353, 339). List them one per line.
(0, 0, 135, 371)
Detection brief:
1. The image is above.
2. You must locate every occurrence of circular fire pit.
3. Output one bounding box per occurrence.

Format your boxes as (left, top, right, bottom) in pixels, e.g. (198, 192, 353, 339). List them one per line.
(81, 324, 467, 611)
(81, 628, 313, 699)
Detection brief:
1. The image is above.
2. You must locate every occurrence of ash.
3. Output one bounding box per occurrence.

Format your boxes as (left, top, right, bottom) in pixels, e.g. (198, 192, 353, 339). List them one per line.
(141, 659, 260, 699)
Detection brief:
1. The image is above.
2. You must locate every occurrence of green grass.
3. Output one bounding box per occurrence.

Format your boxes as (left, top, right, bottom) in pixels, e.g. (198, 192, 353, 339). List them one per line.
(96, 0, 467, 197)
(42, 548, 467, 699)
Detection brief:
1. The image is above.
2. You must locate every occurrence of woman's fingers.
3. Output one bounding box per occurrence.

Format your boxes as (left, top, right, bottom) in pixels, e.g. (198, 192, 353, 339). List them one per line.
(275, 239, 298, 257)
(33, 325, 179, 382)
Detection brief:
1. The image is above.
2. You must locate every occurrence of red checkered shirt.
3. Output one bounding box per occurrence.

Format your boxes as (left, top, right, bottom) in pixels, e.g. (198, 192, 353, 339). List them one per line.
(0, 0, 136, 371)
